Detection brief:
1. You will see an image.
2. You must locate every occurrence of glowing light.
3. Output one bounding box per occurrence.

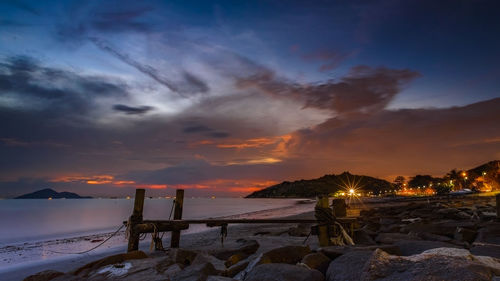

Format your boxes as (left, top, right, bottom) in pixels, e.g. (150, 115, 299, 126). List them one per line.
(461, 171, 467, 177)
(126, 196, 131, 200)
(48, 197, 52, 200)
(349, 188, 355, 195)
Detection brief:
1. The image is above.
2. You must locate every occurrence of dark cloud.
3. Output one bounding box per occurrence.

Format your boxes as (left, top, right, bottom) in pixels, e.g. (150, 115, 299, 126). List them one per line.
(207, 132, 230, 138)
(0, 55, 128, 116)
(182, 124, 230, 138)
(90, 38, 209, 96)
(113, 104, 154, 115)
(237, 65, 420, 116)
(183, 125, 213, 133)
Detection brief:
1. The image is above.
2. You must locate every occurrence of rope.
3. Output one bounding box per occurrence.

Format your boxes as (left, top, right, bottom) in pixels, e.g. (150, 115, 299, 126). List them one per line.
(47, 224, 125, 255)
(314, 205, 355, 246)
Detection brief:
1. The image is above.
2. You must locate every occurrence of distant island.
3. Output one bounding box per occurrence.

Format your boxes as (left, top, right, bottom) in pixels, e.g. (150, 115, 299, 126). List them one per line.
(247, 160, 500, 198)
(15, 188, 92, 199)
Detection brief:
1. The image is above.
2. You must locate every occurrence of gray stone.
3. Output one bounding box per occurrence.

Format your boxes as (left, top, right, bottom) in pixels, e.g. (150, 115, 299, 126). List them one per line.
(191, 253, 227, 274)
(301, 253, 331, 275)
(210, 239, 259, 260)
(245, 263, 324, 281)
(361, 248, 499, 281)
(475, 223, 500, 245)
(454, 227, 477, 243)
(325, 250, 372, 281)
(172, 262, 218, 281)
(394, 240, 461, 256)
(226, 259, 249, 277)
(471, 244, 500, 259)
(23, 270, 65, 281)
(353, 229, 376, 245)
(375, 232, 420, 244)
(257, 245, 311, 265)
(320, 245, 401, 259)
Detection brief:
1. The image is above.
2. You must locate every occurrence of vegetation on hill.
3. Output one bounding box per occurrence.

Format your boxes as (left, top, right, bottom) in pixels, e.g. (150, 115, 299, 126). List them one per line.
(246, 172, 393, 198)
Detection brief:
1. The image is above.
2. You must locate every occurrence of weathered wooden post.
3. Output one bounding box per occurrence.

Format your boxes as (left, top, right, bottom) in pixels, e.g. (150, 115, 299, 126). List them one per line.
(332, 198, 347, 217)
(316, 196, 330, 247)
(170, 189, 185, 248)
(496, 193, 500, 218)
(127, 188, 145, 252)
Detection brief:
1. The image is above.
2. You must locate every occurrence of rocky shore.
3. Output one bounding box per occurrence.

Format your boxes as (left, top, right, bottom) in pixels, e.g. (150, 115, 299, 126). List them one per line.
(23, 197, 500, 281)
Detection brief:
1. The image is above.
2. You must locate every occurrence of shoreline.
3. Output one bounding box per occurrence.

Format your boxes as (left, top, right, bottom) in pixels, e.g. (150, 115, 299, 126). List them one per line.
(0, 200, 316, 280)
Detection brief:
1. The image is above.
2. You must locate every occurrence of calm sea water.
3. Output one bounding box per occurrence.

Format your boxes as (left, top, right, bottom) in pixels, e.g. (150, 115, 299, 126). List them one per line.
(0, 198, 303, 245)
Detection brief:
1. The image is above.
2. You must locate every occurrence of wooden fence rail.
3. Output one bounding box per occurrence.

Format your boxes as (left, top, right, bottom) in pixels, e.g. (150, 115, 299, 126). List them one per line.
(125, 189, 354, 252)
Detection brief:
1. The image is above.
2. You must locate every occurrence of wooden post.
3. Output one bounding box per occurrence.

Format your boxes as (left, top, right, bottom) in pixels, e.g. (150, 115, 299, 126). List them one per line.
(127, 189, 145, 252)
(496, 193, 500, 218)
(170, 189, 185, 248)
(316, 196, 330, 247)
(332, 198, 347, 217)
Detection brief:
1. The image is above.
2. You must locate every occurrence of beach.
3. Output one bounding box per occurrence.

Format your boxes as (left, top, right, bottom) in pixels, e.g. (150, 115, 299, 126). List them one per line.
(0, 199, 316, 281)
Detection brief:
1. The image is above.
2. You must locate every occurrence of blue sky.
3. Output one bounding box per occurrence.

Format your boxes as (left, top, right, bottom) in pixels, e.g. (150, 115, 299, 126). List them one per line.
(0, 0, 499, 197)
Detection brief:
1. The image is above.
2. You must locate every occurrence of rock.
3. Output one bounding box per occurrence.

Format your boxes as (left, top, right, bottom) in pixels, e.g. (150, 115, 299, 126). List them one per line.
(226, 259, 249, 277)
(258, 245, 311, 265)
(353, 229, 376, 245)
(191, 253, 227, 274)
(375, 232, 420, 244)
(245, 263, 324, 281)
(379, 224, 401, 233)
(23, 270, 65, 281)
(379, 218, 399, 225)
(417, 232, 453, 242)
(224, 253, 247, 267)
(288, 223, 312, 237)
(454, 227, 477, 243)
(172, 262, 218, 281)
(394, 240, 461, 256)
(325, 250, 373, 281)
(207, 276, 236, 281)
(72, 251, 148, 277)
(471, 244, 500, 259)
(360, 248, 500, 281)
(320, 245, 401, 259)
(475, 223, 500, 245)
(167, 248, 198, 267)
(211, 239, 259, 260)
(455, 211, 472, 220)
(301, 253, 331, 275)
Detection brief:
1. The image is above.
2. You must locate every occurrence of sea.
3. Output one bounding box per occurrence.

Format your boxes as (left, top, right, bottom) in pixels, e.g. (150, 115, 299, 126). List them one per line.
(0, 197, 313, 270)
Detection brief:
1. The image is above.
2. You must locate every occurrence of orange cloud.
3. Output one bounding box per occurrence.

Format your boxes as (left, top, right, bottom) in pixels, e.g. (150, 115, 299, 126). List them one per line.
(135, 184, 167, 189)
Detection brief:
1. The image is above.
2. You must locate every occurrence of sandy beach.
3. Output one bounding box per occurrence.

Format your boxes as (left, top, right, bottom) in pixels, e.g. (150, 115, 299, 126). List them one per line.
(0, 201, 317, 281)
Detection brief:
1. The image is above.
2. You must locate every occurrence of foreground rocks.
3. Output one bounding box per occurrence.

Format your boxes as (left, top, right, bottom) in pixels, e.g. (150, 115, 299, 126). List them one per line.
(23, 197, 500, 281)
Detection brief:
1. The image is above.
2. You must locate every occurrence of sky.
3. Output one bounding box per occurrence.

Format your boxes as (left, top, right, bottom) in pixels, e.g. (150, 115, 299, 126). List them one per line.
(0, 0, 499, 197)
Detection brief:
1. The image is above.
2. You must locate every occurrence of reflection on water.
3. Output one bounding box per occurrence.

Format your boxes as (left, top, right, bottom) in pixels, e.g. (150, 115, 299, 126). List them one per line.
(0, 198, 301, 245)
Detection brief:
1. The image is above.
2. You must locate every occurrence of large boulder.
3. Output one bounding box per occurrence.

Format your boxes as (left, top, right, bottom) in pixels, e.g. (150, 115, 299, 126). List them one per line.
(375, 232, 420, 244)
(245, 263, 324, 281)
(71, 251, 148, 277)
(191, 253, 227, 274)
(23, 270, 65, 281)
(210, 239, 259, 260)
(360, 248, 500, 281)
(257, 245, 311, 265)
(325, 250, 373, 281)
(320, 245, 401, 260)
(171, 262, 218, 281)
(475, 223, 500, 245)
(471, 244, 500, 259)
(301, 253, 331, 275)
(353, 229, 376, 245)
(394, 239, 461, 256)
